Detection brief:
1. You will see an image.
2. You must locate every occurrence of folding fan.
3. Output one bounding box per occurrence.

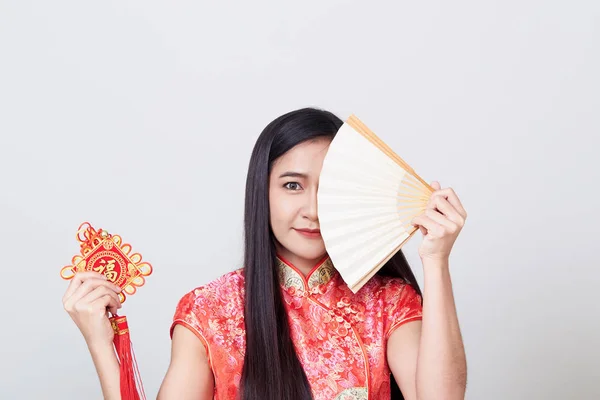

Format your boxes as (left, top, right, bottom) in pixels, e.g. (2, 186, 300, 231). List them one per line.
(317, 115, 434, 293)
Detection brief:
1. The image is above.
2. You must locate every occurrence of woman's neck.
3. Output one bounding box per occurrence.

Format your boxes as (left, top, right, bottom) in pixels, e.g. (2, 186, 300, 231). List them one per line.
(275, 246, 325, 277)
(285, 256, 317, 277)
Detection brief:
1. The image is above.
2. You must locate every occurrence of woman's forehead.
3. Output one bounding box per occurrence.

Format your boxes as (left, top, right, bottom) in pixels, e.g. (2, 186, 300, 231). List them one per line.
(272, 138, 331, 172)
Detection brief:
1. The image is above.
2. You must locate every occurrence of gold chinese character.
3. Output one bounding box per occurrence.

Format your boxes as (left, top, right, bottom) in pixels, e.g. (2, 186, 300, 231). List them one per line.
(94, 258, 118, 282)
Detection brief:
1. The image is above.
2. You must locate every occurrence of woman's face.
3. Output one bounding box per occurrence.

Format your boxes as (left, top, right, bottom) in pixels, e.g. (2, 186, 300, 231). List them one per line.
(269, 137, 332, 272)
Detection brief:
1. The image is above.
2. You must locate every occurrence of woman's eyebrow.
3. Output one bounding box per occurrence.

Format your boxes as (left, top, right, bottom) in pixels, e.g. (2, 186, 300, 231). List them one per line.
(278, 171, 308, 179)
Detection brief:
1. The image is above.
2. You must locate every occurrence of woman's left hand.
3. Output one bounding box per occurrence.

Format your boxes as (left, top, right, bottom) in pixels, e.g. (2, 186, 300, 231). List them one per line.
(411, 181, 467, 262)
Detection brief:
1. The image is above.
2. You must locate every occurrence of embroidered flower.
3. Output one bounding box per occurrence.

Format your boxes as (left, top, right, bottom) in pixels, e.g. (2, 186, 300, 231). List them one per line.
(318, 284, 327, 295)
(337, 325, 348, 337)
(354, 312, 365, 323)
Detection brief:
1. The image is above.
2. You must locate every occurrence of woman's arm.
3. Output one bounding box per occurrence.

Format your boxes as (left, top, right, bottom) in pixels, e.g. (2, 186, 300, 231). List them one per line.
(62, 272, 215, 400)
(418, 258, 466, 397)
(86, 325, 215, 400)
(62, 272, 123, 400)
(88, 342, 121, 400)
(387, 259, 467, 400)
(387, 182, 468, 399)
(158, 325, 215, 400)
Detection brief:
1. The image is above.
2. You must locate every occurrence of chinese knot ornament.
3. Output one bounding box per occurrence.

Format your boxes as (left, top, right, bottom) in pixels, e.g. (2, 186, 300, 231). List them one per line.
(61, 222, 153, 400)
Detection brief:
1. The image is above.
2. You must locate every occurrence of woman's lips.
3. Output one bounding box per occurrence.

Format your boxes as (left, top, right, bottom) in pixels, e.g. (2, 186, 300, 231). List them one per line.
(294, 228, 321, 238)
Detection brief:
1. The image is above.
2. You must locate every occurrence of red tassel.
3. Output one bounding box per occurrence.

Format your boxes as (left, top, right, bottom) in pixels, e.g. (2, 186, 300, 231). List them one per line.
(110, 314, 146, 400)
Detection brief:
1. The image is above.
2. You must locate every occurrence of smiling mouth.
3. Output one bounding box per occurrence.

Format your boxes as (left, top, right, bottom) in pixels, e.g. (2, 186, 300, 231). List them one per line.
(294, 228, 322, 238)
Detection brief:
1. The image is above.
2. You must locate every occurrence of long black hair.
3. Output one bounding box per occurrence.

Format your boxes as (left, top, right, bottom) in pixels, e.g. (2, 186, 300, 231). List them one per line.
(239, 107, 422, 400)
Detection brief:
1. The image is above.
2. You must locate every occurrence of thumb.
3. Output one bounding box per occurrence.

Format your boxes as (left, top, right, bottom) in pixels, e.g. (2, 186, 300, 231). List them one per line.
(431, 181, 441, 191)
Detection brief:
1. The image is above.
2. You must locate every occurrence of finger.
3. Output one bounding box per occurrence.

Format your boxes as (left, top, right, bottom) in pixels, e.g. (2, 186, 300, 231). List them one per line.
(78, 286, 122, 312)
(63, 271, 107, 302)
(69, 278, 122, 304)
(64, 279, 122, 312)
(411, 219, 427, 235)
(91, 294, 121, 316)
(431, 187, 467, 219)
(424, 208, 459, 233)
(429, 195, 464, 226)
(412, 214, 441, 236)
(430, 181, 441, 191)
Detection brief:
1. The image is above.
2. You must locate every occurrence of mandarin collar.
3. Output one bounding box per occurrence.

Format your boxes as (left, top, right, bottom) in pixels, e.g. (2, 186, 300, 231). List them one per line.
(276, 254, 337, 296)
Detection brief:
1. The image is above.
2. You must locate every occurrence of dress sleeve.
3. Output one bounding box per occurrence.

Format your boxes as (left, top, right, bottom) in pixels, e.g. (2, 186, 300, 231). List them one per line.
(170, 288, 212, 362)
(384, 280, 423, 339)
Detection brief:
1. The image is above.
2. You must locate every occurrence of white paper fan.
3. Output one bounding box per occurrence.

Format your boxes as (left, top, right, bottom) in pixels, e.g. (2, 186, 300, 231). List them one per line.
(317, 114, 434, 293)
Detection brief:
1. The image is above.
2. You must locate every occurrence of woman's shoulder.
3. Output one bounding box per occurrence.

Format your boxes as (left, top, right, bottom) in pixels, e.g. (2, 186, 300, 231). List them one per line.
(170, 268, 246, 354)
(356, 274, 423, 336)
(188, 268, 245, 300)
(357, 274, 420, 300)
(172, 268, 245, 324)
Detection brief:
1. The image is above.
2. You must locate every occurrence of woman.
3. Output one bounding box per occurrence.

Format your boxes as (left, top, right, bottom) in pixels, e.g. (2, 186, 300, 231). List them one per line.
(62, 107, 468, 400)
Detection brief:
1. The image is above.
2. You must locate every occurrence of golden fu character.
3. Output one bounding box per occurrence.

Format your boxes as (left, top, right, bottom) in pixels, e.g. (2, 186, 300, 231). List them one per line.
(94, 258, 118, 282)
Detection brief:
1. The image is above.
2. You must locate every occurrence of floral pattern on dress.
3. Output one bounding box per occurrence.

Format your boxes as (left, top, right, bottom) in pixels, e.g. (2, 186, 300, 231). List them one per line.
(171, 255, 423, 400)
(336, 387, 368, 400)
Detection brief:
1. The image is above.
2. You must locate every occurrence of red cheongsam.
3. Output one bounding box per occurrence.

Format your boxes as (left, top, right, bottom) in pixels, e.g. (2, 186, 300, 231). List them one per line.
(171, 254, 423, 400)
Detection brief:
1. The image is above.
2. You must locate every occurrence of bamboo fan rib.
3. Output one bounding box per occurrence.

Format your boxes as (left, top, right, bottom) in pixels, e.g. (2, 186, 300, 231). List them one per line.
(317, 115, 434, 293)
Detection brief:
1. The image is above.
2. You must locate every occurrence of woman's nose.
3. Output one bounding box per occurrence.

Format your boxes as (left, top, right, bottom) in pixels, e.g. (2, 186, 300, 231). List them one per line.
(303, 188, 319, 220)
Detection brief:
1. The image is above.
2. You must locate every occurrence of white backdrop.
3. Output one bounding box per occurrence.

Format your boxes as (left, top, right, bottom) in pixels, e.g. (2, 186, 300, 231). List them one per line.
(1, 1, 598, 399)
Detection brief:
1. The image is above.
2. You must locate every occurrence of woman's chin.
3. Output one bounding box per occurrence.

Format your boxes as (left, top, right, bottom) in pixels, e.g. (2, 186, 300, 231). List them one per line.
(274, 236, 327, 263)
(295, 245, 327, 262)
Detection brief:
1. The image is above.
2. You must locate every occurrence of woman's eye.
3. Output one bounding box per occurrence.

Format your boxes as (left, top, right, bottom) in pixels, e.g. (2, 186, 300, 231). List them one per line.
(284, 182, 302, 190)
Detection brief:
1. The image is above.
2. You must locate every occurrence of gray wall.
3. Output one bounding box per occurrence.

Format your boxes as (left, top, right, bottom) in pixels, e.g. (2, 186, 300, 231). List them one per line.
(1, 1, 598, 398)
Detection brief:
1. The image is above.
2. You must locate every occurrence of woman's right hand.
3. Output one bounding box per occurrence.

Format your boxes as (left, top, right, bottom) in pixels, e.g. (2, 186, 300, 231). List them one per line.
(62, 271, 123, 348)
